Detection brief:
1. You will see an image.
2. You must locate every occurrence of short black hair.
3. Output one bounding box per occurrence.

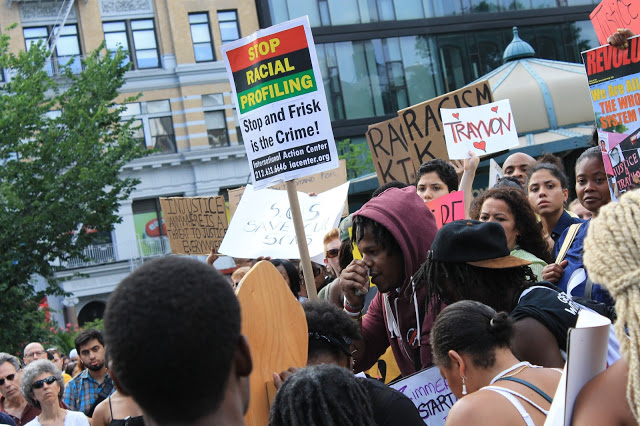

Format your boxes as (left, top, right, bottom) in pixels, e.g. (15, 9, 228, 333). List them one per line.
(577, 146, 604, 168)
(351, 215, 400, 256)
(74, 329, 105, 352)
(494, 175, 523, 190)
(431, 300, 514, 369)
(304, 300, 361, 363)
(371, 181, 407, 198)
(270, 259, 300, 297)
(104, 256, 241, 423)
(269, 364, 375, 426)
(415, 159, 458, 192)
(527, 162, 569, 190)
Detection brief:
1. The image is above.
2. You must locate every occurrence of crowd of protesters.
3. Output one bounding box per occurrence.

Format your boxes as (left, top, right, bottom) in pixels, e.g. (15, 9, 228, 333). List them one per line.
(3, 30, 640, 426)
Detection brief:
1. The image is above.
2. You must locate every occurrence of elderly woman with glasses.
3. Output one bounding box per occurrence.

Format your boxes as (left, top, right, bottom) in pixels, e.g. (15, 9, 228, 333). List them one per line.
(20, 360, 88, 426)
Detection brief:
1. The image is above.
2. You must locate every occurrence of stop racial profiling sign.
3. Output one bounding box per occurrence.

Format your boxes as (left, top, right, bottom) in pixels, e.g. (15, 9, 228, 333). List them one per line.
(221, 16, 339, 190)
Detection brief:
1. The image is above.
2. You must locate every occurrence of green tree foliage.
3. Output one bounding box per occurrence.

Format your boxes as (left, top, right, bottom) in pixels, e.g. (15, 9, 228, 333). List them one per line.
(0, 31, 145, 353)
(337, 138, 374, 179)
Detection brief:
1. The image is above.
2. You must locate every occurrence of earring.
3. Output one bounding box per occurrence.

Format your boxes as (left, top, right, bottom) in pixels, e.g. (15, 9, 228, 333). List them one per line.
(462, 376, 467, 395)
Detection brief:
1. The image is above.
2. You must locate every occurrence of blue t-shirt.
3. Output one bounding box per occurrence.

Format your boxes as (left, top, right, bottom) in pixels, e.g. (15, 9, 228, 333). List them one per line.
(553, 219, 614, 306)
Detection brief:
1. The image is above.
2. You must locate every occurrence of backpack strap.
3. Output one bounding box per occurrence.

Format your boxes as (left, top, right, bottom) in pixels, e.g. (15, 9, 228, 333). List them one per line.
(555, 223, 582, 264)
(494, 377, 553, 403)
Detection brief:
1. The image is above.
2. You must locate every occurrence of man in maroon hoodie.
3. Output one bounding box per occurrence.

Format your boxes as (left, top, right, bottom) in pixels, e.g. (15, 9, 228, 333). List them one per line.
(341, 186, 438, 377)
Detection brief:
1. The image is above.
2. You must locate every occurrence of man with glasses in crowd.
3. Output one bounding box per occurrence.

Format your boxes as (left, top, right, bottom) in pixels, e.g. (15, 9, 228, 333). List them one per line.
(64, 329, 114, 418)
(22, 343, 46, 366)
(0, 352, 38, 425)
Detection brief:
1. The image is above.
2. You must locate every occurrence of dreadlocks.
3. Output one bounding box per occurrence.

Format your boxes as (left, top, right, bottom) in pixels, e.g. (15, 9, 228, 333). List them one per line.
(351, 215, 400, 255)
(414, 258, 536, 315)
(269, 364, 376, 426)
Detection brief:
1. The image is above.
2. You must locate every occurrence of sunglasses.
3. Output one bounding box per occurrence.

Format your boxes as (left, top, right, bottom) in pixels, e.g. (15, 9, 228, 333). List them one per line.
(300, 266, 324, 279)
(0, 373, 17, 386)
(326, 248, 339, 259)
(32, 376, 57, 389)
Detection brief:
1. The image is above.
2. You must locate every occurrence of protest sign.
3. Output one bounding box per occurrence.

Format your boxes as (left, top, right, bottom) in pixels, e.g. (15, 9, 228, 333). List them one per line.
(389, 365, 457, 425)
(221, 17, 339, 189)
(158, 196, 228, 255)
(582, 38, 640, 195)
(545, 309, 612, 425)
(366, 81, 494, 186)
(219, 182, 349, 259)
(590, 0, 640, 46)
(489, 158, 503, 188)
(227, 159, 348, 220)
(441, 99, 518, 159)
(236, 261, 308, 426)
(426, 191, 465, 229)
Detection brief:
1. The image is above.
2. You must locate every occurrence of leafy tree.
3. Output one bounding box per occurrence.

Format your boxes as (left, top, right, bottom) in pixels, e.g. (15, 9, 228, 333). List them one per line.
(0, 30, 145, 354)
(337, 138, 374, 179)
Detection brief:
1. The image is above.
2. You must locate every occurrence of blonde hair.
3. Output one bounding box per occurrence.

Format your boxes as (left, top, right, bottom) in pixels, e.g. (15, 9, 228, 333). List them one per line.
(584, 189, 640, 421)
(323, 228, 339, 253)
(231, 266, 251, 283)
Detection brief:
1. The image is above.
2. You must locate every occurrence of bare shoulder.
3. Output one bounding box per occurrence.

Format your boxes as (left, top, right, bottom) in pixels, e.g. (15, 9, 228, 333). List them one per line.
(572, 360, 636, 426)
(90, 399, 110, 426)
(445, 390, 516, 425)
(512, 317, 565, 368)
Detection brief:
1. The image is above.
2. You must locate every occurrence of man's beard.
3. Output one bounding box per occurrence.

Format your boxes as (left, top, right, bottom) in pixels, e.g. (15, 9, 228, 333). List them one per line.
(86, 361, 104, 371)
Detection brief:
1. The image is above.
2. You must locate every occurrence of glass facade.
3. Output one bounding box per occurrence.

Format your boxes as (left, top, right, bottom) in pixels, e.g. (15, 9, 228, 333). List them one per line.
(269, 0, 598, 26)
(316, 22, 596, 121)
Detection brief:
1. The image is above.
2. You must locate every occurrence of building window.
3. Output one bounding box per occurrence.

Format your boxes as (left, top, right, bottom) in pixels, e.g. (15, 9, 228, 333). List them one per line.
(205, 111, 230, 147)
(218, 10, 241, 44)
(121, 100, 176, 153)
(23, 25, 82, 75)
(189, 13, 215, 62)
(103, 19, 160, 69)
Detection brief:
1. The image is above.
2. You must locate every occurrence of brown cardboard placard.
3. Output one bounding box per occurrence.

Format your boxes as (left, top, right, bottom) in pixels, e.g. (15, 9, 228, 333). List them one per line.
(159, 196, 228, 255)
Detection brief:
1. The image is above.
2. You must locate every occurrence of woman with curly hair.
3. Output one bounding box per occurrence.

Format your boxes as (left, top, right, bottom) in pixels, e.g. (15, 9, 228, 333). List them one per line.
(470, 187, 551, 281)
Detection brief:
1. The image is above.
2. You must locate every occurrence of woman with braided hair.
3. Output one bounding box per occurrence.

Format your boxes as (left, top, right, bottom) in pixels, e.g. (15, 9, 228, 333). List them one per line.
(572, 189, 640, 425)
(269, 364, 377, 426)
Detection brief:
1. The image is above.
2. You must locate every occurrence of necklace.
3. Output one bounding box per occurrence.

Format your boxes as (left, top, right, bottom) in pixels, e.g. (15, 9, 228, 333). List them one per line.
(501, 364, 529, 379)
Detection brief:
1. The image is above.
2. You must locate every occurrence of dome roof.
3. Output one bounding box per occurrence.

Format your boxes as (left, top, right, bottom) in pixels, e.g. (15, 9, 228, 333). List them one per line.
(469, 27, 594, 139)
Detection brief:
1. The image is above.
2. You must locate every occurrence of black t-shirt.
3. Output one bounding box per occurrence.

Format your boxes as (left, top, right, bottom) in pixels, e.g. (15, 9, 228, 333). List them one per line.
(361, 377, 424, 426)
(510, 285, 581, 352)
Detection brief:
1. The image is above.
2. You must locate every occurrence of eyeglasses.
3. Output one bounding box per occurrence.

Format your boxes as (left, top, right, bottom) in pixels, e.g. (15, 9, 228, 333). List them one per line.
(0, 373, 17, 386)
(32, 376, 57, 389)
(25, 350, 45, 359)
(326, 248, 339, 259)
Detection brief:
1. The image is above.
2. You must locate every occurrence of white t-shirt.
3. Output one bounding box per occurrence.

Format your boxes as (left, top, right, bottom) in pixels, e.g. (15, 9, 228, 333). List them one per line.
(26, 410, 89, 426)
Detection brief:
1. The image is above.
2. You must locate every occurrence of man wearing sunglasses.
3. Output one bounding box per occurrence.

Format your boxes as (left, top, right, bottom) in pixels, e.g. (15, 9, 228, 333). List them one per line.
(0, 352, 38, 425)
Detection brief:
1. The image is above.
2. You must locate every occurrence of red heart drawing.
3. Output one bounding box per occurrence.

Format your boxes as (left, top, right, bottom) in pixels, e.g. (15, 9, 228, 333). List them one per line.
(452, 113, 459, 119)
(473, 141, 486, 152)
(491, 106, 498, 113)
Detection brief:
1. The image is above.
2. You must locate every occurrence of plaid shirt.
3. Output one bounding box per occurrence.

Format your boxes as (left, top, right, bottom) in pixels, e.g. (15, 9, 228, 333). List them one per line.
(63, 369, 114, 416)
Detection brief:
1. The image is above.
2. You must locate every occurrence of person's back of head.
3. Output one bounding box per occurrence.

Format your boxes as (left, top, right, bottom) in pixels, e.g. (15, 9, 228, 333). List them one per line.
(584, 189, 640, 420)
(104, 256, 251, 425)
(303, 300, 361, 367)
(269, 364, 375, 426)
(371, 180, 408, 198)
(494, 175, 523, 190)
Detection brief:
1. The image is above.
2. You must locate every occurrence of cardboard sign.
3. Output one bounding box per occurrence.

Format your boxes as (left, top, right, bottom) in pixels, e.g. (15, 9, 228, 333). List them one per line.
(545, 309, 612, 425)
(159, 196, 228, 255)
(221, 17, 339, 189)
(590, 0, 640, 46)
(236, 261, 308, 426)
(426, 191, 465, 229)
(219, 182, 349, 259)
(227, 159, 349, 220)
(441, 99, 518, 159)
(366, 81, 494, 186)
(389, 365, 457, 425)
(488, 158, 503, 188)
(582, 38, 640, 195)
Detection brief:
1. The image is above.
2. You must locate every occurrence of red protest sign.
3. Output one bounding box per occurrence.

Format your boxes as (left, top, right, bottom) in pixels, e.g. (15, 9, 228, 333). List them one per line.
(590, 0, 640, 46)
(426, 191, 465, 229)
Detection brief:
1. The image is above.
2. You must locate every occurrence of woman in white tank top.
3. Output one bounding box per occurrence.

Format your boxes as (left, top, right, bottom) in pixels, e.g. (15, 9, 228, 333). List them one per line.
(430, 301, 562, 426)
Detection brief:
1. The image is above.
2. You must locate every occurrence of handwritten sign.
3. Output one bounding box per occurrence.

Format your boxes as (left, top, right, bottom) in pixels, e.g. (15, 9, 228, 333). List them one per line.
(582, 38, 640, 196)
(219, 182, 349, 259)
(489, 158, 503, 188)
(441, 99, 518, 160)
(159, 196, 229, 255)
(590, 0, 640, 46)
(389, 365, 457, 425)
(426, 191, 465, 229)
(221, 17, 339, 189)
(366, 81, 494, 186)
